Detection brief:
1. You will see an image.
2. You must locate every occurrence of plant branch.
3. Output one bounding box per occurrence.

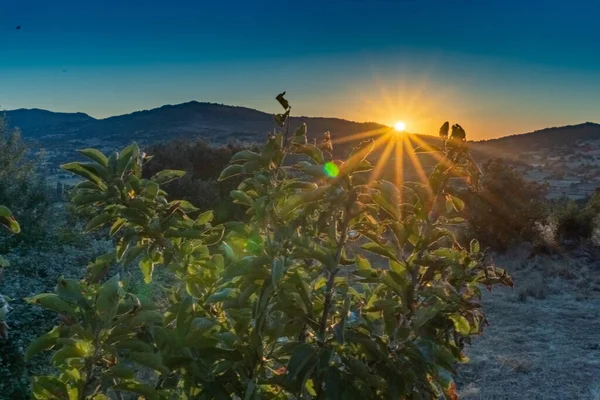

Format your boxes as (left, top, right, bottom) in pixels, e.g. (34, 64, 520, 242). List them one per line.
(318, 209, 351, 344)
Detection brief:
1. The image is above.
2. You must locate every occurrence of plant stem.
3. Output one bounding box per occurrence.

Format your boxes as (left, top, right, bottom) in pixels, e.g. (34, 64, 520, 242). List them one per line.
(318, 212, 350, 344)
(406, 167, 451, 316)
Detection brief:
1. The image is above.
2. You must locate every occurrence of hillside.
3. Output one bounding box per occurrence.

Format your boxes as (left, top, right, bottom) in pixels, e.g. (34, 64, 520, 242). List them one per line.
(3, 109, 96, 132)
(4, 103, 600, 199)
(471, 123, 600, 199)
(474, 122, 600, 153)
(3, 102, 387, 173)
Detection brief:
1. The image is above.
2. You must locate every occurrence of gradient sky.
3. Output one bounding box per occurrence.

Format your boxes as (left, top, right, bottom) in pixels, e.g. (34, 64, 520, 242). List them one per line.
(1, 0, 599, 139)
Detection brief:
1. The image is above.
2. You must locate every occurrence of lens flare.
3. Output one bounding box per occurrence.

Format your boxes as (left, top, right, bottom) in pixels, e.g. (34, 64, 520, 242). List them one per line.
(324, 162, 339, 177)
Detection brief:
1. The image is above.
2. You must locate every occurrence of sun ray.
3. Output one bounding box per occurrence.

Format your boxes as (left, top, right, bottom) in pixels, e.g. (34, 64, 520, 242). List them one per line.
(342, 133, 390, 171)
(331, 127, 389, 145)
(409, 134, 454, 170)
(369, 135, 396, 182)
(394, 137, 404, 194)
(404, 135, 433, 195)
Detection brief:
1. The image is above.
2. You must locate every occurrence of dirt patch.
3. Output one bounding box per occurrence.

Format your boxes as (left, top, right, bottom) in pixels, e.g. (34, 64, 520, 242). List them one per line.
(457, 253, 600, 399)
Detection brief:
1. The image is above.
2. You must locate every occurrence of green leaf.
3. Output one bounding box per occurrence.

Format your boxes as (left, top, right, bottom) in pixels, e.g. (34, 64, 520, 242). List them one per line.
(361, 242, 397, 261)
(206, 288, 240, 304)
(55, 278, 86, 305)
(176, 296, 194, 338)
(282, 181, 318, 191)
(72, 193, 106, 206)
(151, 169, 186, 184)
(106, 363, 136, 379)
(97, 274, 120, 322)
(84, 212, 114, 233)
(470, 239, 480, 254)
(128, 351, 169, 374)
(449, 314, 471, 336)
(78, 148, 108, 167)
(61, 162, 107, 189)
(286, 343, 318, 383)
(145, 181, 159, 200)
(295, 122, 307, 136)
(0, 206, 20, 233)
(25, 329, 59, 361)
(271, 257, 285, 289)
(124, 245, 146, 266)
(32, 376, 69, 400)
(139, 255, 154, 284)
(354, 254, 377, 279)
(218, 164, 243, 181)
(231, 190, 254, 206)
(120, 208, 149, 226)
(292, 144, 324, 164)
(414, 303, 442, 328)
(26, 294, 76, 317)
(117, 143, 140, 176)
(115, 339, 154, 353)
(449, 195, 465, 212)
(109, 218, 126, 237)
(196, 210, 215, 225)
(231, 150, 260, 163)
(51, 345, 85, 365)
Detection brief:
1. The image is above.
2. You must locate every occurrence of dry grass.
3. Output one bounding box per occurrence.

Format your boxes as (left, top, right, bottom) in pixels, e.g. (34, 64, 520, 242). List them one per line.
(457, 252, 600, 399)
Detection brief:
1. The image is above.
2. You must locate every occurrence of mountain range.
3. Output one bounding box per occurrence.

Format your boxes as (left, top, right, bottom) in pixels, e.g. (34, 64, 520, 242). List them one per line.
(2, 101, 599, 177)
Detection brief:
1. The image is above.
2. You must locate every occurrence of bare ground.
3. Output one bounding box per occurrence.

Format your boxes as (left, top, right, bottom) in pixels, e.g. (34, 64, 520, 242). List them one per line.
(457, 252, 600, 399)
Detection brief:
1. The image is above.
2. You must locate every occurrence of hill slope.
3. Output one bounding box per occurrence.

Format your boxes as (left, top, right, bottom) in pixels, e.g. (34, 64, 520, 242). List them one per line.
(3, 102, 388, 169)
(474, 122, 600, 153)
(3, 109, 96, 132)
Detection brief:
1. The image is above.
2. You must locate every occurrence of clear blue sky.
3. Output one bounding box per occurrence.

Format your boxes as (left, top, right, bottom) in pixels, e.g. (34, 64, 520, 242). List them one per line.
(1, 0, 599, 139)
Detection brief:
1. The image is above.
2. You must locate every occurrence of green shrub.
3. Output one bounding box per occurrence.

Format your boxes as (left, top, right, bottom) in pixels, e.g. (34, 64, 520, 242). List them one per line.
(25, 94, 511, 399)
(459, 158, 548, 251)
(0, 117, 53, 248)
(551, 192, 600, 242)
(142, 140, 260, 222)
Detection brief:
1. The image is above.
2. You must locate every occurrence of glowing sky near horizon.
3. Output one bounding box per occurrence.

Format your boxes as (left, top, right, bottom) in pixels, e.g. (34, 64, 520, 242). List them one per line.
(1, 0, 599, 139)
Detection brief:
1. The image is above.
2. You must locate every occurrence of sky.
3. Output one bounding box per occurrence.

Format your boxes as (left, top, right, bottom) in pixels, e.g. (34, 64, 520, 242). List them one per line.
(1, 0, 599, 139)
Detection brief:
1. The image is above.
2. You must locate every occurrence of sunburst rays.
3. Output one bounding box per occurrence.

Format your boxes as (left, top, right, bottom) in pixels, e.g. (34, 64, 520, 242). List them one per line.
(341, 127, 433, 193)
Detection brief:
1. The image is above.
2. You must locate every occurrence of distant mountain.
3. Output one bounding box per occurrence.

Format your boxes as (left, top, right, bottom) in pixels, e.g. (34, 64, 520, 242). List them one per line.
(4, 102, 386, 144)
(1, 102, 391, 172)
(3, 108, 96, 132)
(474, 122, 600, 154)
(4, 102, 598, 190)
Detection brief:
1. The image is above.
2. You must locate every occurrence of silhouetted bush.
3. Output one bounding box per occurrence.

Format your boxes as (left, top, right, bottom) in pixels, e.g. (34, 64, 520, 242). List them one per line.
(459, 158, 549, 251)
(550, 191, 600, 243)
(142, 139, 259, 222)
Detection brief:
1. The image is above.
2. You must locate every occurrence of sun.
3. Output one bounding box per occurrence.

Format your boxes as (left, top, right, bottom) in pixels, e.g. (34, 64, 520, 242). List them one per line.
(394, 121, 406, 132)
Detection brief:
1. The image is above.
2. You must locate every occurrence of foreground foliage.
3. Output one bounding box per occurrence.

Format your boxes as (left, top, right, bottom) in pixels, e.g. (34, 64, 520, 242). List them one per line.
(26, 94, 512, 399)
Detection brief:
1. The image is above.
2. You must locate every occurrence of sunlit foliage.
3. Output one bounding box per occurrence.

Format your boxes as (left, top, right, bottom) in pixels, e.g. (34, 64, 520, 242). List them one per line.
(25, 94, 511, 399)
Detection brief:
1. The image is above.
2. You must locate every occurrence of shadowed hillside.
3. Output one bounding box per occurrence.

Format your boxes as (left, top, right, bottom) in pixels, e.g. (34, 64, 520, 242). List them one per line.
(475, 122, 600, 153)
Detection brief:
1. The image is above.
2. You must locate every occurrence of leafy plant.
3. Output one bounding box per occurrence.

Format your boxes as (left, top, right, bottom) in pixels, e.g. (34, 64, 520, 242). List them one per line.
(459, 158, 548, 251)
(27, 94, 512, 399)
(0, 205, 22, 339)
(0, 117, 52, 248)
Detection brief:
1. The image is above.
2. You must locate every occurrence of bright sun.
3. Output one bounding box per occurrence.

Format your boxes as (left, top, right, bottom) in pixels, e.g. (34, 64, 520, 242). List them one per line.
(394, 121, 406, 132)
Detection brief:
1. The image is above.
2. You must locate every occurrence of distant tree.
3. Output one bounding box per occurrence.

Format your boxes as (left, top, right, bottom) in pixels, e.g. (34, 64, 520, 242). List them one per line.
(0, 117, 52, 248)
(459, 158, 549, 251)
